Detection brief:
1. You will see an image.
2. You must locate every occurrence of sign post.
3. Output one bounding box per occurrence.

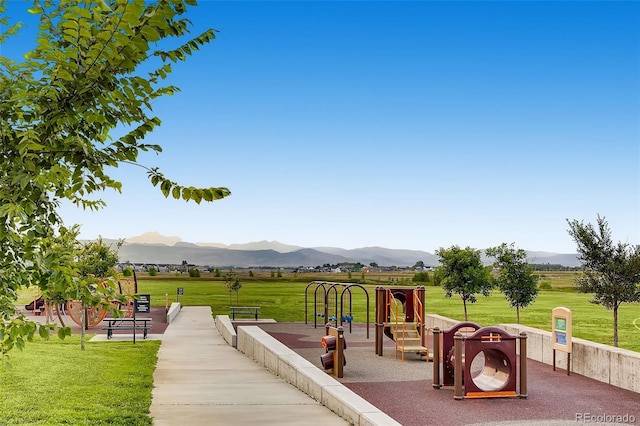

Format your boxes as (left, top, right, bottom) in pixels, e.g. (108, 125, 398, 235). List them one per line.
(133, 294, 151, 344)
(551, 307, 572, 375)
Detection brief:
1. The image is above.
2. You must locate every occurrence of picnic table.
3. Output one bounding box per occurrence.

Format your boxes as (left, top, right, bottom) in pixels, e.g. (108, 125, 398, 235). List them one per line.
(102, 317, 153, 339)
(229, 306, 261, 320)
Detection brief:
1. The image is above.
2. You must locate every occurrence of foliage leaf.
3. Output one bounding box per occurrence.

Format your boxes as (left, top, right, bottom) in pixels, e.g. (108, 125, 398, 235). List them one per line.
(0, 0, 229, 358)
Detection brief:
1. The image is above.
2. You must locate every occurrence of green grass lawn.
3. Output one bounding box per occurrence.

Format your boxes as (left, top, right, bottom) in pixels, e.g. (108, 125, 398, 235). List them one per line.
(138, 278, 640, 352)
(0, 336, 159, 425)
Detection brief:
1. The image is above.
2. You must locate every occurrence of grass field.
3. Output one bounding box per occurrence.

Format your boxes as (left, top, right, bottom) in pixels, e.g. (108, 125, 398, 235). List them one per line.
(0, 336, 159, 425)
(14, 271, 640, 352)
(132, 271, 640, 353)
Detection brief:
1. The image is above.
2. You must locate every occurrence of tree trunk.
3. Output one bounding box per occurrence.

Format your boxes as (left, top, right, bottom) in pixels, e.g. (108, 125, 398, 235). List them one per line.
(80, 301, 86, 351)
(462, 298, 468, 321)
(45, 301, 53, 324)
(613, 305, 619, 347)
(516, 306, 520, 324)
(56, 304, 66, 327)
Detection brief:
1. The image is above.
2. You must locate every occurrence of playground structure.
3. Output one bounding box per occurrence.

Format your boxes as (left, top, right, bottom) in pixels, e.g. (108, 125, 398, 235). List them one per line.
(24, 273, 138, 329)
(374, 286, 428, 361)
(304, 281, 370, 338)
(432, 322, 528, 400)
(319, 324, 347, 378)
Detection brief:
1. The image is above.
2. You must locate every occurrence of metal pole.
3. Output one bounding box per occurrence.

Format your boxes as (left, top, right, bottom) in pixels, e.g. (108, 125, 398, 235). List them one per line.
(432, 327, 441, 389)
(133, 303, 137, 344)
(454, 332, 463, 400)
(519, 332, 528, 398)
(336, 326, 345, 378)
(375, 287, 385, 356)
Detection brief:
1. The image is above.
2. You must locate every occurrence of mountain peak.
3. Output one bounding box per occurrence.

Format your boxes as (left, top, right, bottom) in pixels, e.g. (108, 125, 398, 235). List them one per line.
(227, 240, 302, 253)
(125, 231, 182, 246)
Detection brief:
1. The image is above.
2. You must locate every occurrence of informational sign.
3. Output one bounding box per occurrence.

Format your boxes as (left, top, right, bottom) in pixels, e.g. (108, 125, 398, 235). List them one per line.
(552, 307, 572, 353)
(135, 294, 151, 314)
(177, 287, 184, 295)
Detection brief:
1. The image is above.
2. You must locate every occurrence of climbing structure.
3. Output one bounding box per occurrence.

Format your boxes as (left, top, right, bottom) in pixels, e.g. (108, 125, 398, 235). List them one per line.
(374, 286, 428, 361)
(432, 322, 528, 400)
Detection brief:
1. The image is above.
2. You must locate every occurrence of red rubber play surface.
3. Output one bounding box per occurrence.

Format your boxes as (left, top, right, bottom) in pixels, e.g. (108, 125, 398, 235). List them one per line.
(24, 306, 169, 336)
(256, 322, 640, 426)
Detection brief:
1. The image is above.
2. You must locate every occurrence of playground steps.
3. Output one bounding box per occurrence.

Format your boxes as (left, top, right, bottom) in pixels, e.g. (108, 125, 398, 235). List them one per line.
(386, 322, 428, 358)
(398, 345, 429, 354)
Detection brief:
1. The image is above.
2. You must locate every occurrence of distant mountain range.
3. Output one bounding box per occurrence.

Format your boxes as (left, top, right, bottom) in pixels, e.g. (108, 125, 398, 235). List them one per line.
(99, 232, 582, 268)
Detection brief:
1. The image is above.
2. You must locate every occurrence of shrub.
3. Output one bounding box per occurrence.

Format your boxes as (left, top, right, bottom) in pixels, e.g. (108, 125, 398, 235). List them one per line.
(188, 268, 201, 278)
(122, 268, 133, 277)
(412, 272, 431, 283)
(148, 267, 158, 276)
(432, 269, 443, 286)
(539, 281, 552, 290)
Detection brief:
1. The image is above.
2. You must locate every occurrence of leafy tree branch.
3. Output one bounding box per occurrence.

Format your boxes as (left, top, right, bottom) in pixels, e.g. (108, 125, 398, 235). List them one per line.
(0, 0, 229, 357)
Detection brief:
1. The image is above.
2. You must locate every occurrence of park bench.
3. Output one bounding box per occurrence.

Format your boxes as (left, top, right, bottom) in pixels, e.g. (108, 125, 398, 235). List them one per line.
(102, 317, 153, 339)
(229, 306, 261, 320)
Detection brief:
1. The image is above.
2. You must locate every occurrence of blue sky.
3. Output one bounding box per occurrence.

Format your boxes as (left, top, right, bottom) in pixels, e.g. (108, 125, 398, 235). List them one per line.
(3, 1, 639, 253)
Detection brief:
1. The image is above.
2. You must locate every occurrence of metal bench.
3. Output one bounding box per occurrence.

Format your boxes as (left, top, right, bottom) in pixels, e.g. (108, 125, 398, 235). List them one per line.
(229, 306, 261, 320)
(102, 317, 153, 339)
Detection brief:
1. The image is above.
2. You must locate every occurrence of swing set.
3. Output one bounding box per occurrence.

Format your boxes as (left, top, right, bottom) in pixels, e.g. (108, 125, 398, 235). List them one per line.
(304, 281, 370, 338)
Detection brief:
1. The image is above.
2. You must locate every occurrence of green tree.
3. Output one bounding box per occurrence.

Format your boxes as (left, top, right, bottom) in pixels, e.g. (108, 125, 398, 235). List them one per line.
(435, 245, 493, 321)
(77, 237, 121, 278)
(567, 215, 640, 347)
(148, 267, 158, 276)
(225, 273, 241, 304)
(0, 0, 229, 357)
(73, 234, 124, 350)
(231, 278, 242, 304)
(188, 268, 200, 278)
(33, 226, 123, 351)
(486, 243, 539, 324)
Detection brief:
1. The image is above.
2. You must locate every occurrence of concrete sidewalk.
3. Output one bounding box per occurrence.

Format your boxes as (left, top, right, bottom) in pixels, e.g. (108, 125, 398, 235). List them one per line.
(150, 306, 349, 426)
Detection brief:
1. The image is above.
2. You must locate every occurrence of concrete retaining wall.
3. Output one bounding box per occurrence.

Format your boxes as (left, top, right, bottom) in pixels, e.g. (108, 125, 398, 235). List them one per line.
(424, 313, 459, 331)
(166, 302, 181, 324)
(499, 323, 640, 394)
(215, 314, 237, 348)
(424, 314, 640, 394)
(235, 325, 400, 426)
